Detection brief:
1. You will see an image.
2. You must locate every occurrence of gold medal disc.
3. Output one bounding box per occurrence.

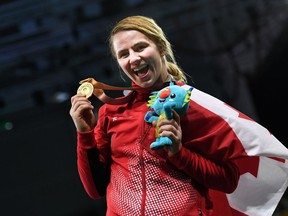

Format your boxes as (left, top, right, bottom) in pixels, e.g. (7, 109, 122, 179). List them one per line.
(77, 82, 94, 98)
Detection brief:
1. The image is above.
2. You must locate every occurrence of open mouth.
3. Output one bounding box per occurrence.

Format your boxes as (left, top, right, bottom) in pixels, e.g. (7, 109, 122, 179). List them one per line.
(134, 65, 149, 78)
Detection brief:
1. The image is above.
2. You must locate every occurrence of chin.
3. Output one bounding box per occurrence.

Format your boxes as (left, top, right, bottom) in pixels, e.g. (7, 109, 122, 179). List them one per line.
(137, 83, 151, 88)
(141, 81, 159, 89)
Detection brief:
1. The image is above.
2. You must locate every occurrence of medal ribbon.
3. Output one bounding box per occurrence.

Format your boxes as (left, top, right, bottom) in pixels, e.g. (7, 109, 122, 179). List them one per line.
(77, 78, 140, 105)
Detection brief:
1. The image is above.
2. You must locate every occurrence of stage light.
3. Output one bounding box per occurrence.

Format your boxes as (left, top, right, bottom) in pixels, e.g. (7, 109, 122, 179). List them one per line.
(0, 120, 13, 131)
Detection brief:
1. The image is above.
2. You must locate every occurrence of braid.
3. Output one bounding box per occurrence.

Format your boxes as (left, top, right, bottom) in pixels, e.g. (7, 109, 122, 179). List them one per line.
(165, 51, 187, 83)
(166, 61, 187, 83)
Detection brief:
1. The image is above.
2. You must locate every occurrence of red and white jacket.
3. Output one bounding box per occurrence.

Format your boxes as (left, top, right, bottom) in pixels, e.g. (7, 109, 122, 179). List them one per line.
(76, 82, 241, 216)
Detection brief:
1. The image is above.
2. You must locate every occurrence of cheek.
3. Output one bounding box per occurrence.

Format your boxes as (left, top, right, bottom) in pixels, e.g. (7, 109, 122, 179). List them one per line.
(117, 59, 125, 69)
(118, 60, 133, 77)
(117, 60, 129, 73)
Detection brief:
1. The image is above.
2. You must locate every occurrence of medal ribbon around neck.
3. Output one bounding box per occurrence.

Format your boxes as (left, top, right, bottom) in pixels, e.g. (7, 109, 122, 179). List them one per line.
(77, 78, 140, 105)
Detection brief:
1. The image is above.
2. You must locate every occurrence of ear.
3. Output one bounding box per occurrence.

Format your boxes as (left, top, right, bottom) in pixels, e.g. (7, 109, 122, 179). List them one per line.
(184, 87, 192, 103)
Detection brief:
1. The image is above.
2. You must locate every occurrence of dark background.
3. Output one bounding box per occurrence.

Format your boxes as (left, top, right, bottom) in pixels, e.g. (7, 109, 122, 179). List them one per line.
(0, 0, 288, 215)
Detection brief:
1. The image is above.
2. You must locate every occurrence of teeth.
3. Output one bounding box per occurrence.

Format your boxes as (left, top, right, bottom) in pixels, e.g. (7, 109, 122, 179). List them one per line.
(133, 65, 146, 72)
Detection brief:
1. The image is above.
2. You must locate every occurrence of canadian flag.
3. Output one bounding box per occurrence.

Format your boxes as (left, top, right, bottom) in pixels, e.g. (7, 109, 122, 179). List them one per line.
(183, 85, 288, 216)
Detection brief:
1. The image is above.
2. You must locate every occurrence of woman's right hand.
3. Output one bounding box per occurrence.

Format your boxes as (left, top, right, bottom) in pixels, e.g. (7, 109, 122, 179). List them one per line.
(69, 94, 97, 132)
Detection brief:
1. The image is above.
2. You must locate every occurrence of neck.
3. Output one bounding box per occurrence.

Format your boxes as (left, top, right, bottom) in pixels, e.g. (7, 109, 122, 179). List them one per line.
(154, 72, 171, 88)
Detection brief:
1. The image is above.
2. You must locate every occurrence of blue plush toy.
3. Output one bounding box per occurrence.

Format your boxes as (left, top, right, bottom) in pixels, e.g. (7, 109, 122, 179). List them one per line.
(144, 82, 193, 150)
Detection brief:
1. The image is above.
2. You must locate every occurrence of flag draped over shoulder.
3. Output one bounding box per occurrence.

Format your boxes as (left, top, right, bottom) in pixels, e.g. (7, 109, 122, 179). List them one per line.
(183, 85, 288, 216)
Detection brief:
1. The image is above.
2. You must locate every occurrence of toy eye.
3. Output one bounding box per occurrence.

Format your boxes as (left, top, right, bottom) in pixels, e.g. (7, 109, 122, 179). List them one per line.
(170, 93, 176, 98)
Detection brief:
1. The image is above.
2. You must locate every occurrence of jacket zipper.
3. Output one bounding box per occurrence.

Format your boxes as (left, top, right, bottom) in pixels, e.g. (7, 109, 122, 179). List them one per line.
(139, 116, 152, 216)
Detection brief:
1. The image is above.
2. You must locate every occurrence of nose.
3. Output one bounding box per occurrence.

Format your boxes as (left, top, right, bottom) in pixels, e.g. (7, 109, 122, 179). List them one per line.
(129, 51, 141, 65)
(159, 88, 171, 99)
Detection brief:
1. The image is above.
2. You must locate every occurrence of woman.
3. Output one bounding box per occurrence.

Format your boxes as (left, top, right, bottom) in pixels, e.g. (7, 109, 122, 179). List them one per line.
(69, 16, 287, 216)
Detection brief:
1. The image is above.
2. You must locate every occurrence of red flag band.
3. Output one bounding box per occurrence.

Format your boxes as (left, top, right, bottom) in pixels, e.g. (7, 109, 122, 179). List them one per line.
(182, 85, 288, 216)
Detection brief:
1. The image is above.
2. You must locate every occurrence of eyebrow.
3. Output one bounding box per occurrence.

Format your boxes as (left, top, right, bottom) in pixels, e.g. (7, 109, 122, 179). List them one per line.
(116, 41, 149, 57)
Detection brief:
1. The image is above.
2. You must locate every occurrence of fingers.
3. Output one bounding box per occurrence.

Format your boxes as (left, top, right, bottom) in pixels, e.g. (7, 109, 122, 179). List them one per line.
(158, 124, 180, 142)
(156, 110, 180, 130)
(70, 94, 94, 116)
(156, 111, 182, 143)
(69, 94, 97, 132)
(71, 94, 93, 108)
(156, 111, 182, 156)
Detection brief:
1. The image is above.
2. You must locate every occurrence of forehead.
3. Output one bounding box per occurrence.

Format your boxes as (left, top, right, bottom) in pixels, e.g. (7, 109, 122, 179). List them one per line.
(112, 30, 153, 51)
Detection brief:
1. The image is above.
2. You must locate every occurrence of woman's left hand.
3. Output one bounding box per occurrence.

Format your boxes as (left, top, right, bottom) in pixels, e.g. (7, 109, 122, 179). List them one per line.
(153, 110, 182, 156)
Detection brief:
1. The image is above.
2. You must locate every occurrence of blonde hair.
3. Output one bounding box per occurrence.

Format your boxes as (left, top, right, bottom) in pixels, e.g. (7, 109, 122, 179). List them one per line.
(108, 15, 187, 83)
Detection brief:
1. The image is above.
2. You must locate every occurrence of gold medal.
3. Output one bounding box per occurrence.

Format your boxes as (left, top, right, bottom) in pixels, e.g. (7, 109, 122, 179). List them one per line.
(77, 82, 94, 98)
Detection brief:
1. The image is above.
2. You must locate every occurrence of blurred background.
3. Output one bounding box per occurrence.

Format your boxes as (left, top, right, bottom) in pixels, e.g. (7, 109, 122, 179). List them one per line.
(0, 0, 288, 215)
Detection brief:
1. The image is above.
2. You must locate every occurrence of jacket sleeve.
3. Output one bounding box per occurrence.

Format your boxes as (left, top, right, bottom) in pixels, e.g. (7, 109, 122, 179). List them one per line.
(167, 99, 242, 194)
(168, 146, 239, 193)
(77, 106, 111, 200)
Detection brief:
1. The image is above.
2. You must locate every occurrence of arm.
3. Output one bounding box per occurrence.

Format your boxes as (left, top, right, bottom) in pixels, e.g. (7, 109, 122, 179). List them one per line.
(164, 103, 174, 119)
(70, 94, 110, 199)
(77, 130, 110, 199)
(144, 111, 159, 123)
(168, 147, 239, 193)
(157, 104, 240, 193)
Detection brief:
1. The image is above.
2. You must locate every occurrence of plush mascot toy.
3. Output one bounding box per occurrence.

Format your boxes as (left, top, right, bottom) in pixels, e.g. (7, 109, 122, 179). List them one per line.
(144, 82, 193, 150)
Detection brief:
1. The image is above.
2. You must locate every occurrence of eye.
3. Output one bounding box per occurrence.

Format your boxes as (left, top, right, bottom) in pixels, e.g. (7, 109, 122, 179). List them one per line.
(170, 93, 176, 98)
(136, 46, 145, 52)
(135, 43, 148, 52)
(118, 52, 129, 59)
